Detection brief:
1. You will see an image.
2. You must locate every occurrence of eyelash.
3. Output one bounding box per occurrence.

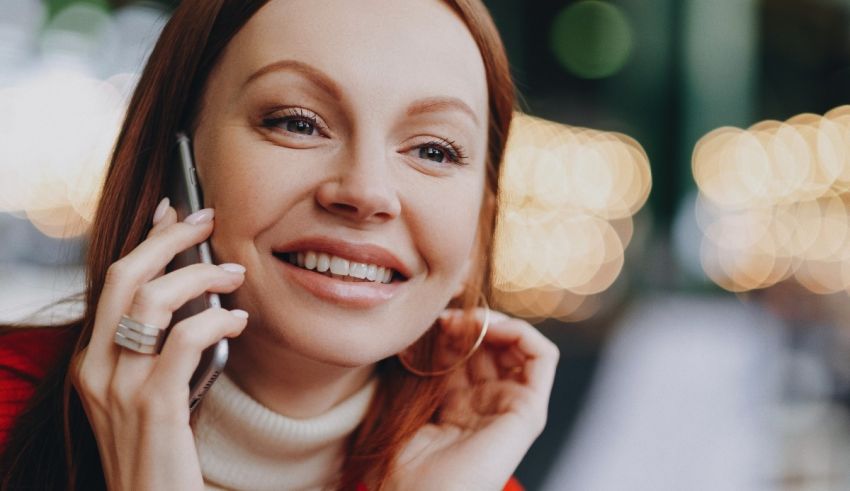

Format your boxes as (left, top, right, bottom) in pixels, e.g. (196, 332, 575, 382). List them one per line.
(421, 137, 469, 166)
(261, 107, 328, 135)
(260, 107, 469, 165)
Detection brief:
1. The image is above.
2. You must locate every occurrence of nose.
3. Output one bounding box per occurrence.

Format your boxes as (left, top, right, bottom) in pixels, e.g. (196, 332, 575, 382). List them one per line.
(315, 144, 401, 223)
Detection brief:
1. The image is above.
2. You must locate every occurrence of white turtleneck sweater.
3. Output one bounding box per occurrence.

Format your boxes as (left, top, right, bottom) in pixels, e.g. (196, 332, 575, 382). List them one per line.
(191, 372, 378, 491)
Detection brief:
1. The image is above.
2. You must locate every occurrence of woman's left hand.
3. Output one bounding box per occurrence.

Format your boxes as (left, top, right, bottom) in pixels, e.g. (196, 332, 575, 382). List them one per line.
(388, 309, 560, 491)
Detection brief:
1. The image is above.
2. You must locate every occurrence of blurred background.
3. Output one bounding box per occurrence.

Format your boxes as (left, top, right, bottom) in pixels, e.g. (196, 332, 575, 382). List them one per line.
(2, 0, 850, 489)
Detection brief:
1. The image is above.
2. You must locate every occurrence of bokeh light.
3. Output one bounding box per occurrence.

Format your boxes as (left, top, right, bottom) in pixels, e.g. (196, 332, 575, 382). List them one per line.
(550, 0, 633, 79)
(0, 1, 167, 240)
(693, 106, 850, 294)
(492, 113, 652, 322)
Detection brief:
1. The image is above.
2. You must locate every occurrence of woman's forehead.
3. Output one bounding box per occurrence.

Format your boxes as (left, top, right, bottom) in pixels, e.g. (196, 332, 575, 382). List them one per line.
(215, 0, 488, 123)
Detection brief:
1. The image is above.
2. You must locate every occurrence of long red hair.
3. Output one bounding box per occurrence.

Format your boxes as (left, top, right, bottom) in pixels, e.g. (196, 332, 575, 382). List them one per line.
(0, 1, 515, 489)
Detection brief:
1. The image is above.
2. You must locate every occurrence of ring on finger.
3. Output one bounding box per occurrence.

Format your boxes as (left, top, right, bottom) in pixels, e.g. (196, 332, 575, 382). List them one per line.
(113, 314, 167, 355)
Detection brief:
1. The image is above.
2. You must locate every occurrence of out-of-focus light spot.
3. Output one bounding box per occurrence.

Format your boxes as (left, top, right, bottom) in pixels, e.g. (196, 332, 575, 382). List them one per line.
(693, 106, 850, 294)
(492, 113, 651, 322)
(549, 0, 633, 79)
(0, 1, 166, 242)
(0, 67, 128, 238)
(41, 2, 114, 71)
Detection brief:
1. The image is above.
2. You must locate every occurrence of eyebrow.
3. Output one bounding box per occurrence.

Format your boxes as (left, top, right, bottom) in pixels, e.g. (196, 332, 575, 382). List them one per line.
(244, 59, 480, 126)
(243, 59, 342, 100)
(406, 96, 480, 127)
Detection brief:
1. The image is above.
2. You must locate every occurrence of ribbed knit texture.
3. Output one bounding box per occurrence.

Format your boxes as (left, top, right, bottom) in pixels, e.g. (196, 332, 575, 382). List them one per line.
(192, 372, 377, 491)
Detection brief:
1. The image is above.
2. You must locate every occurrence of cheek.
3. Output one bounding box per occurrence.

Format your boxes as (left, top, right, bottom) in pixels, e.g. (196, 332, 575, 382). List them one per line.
(407, 177, 484, 280)
(195, 128, 318, 256)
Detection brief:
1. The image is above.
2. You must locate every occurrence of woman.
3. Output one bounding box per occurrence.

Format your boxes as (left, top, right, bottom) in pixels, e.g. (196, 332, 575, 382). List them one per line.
(0, 0, 559, 489)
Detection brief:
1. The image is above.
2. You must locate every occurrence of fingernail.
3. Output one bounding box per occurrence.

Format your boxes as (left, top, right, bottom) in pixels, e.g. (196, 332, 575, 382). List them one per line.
(219, 263, 246, 274)
(230, 309, 249, 319)
(185, 208, 214, 225)
(152, 197, 169, 225)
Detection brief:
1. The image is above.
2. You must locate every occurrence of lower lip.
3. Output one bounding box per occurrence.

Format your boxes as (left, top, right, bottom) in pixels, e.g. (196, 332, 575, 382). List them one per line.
(274, 256, 402, 308)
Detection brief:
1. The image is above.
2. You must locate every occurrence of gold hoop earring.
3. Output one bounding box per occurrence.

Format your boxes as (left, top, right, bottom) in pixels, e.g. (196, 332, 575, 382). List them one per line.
(397, 292, 490, 377)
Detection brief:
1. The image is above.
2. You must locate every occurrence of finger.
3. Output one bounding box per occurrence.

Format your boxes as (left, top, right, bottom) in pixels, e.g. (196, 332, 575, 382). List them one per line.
(483, 317, 559, 398)
(146, 205, 179, 279)
(150, 308, 249, 394)
(467, 345, 500, 384)
(496, 346, 528, 381)
(86, 209, 215, 363)
(439, 388, 477, 427)
(126, 262, 245, 330)
(148, 198, 170, 234)
(147, 200, 178, 239)
(438, 309, 487, 357)
(112, 262, 245, 385)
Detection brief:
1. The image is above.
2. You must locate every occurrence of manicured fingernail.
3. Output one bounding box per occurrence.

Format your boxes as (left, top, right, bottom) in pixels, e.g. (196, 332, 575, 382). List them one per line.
(230, 309, 249, 319)
(185, 208, 214, 225)
(152, 197, 169, 225)
(219, 263, 246, 274)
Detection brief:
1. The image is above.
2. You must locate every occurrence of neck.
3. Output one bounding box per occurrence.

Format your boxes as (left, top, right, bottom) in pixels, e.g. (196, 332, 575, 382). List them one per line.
(226, 327, 376, 419)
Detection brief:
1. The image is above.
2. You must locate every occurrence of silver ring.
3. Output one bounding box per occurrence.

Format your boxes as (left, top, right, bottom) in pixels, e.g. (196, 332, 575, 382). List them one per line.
(113, 314, 166, 355)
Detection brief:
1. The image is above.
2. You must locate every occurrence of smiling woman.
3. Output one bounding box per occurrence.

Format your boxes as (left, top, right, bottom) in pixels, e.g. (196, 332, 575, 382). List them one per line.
(0, 1, 558, 490)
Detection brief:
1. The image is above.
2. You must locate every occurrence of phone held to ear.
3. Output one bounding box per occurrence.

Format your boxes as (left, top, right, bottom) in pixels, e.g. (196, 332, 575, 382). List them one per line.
(169, 132, 228, 412)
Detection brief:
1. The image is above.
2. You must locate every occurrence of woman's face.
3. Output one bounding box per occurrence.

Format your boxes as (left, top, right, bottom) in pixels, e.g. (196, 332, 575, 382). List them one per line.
(193, 0, 489, 366)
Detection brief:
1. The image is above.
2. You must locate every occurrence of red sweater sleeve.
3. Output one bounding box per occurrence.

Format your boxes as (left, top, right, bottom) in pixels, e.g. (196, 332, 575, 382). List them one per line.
(0, 328, 75, 451)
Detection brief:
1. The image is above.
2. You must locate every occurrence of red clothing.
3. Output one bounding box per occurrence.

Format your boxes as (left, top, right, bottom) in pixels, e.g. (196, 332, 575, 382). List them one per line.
(0, 327, 74, 451)
(1, 329, 524, 490)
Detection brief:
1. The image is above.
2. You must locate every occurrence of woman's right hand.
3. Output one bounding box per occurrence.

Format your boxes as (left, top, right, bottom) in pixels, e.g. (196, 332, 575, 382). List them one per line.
(70, 199, 249, 491)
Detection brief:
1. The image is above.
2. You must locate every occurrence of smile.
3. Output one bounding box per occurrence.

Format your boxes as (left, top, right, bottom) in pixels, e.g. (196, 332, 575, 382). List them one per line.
(271, 237, 411, 308)
(284, 251, 396, 284)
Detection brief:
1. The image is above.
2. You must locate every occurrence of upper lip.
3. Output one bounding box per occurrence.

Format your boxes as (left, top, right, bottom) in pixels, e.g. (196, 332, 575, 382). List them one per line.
(273, 236, 413, 279)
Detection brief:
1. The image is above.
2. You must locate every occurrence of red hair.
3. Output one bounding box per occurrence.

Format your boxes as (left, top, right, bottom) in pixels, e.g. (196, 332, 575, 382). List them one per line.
(0, 1, 515, 489)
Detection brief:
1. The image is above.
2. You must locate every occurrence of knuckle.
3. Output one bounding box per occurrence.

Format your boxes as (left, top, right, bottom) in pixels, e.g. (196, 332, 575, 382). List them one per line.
(73, 361, 102, 398)
(74, 369, 98, 398)
(166, 324, 202, 350)
(104, 261, 131, 287)
(132, 283, 168, 312)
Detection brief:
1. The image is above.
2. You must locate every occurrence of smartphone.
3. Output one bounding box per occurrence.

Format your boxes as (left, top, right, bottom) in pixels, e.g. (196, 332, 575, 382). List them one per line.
(169, 132, 228, 412)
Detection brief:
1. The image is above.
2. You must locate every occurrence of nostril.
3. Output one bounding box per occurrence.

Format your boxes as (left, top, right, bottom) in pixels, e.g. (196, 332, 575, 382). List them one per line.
(330, 203, 359, 215)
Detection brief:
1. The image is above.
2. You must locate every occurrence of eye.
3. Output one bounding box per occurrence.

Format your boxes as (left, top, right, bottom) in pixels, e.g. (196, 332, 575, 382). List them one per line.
(285, 119, 316, 135)
(413, 138, 468, 165)
(261, 107, 327, 137)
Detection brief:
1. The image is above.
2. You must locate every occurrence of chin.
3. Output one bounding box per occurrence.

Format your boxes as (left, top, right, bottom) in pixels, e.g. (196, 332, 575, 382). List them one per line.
(259, 310, 426, 368)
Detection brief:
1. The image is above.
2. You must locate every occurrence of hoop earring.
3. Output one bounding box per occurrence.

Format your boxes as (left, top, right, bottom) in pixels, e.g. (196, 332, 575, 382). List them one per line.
(397, 292, 490, 377)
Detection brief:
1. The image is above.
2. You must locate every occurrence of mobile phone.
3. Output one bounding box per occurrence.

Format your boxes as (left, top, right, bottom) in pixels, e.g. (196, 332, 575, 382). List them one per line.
(169, 132, 228, 412)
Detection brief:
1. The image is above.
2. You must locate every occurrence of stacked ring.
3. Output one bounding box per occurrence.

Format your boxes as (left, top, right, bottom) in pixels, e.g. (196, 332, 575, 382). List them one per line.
(113, 315, 167, 355)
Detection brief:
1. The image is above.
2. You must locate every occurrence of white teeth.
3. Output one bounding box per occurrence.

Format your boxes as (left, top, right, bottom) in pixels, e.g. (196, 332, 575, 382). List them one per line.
(316, 253, 330, 272)
(350, 262, 368, 279)
(305, 251, 317, 270)
(284, 250, 396, 284)
(329, 256, 350, 275)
